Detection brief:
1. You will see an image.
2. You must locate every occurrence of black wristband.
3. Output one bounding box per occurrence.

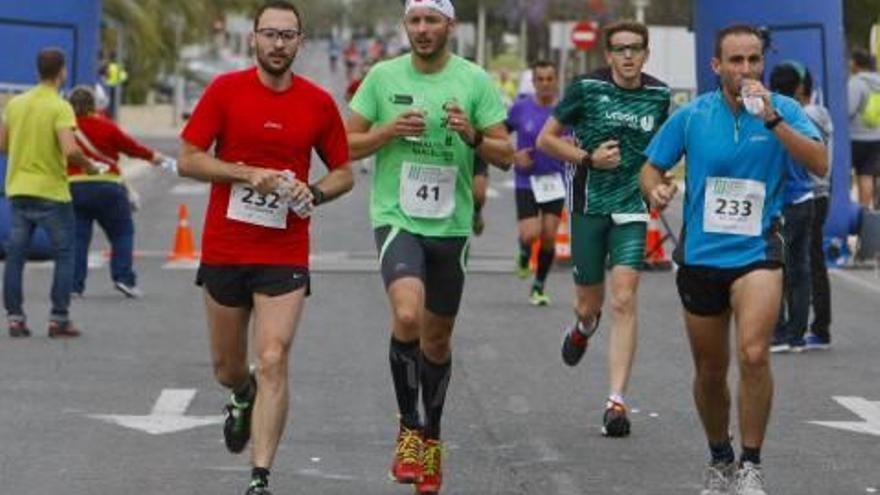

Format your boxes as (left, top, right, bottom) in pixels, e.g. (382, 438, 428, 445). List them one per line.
(308, 185, 325, 206)
(579, 152, 593, 168)
(468, 130, 484, 149)
(764, 113, 784, 130)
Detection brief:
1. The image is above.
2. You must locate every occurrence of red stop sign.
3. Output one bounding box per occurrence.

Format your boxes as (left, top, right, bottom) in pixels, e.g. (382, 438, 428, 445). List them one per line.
(571, 21, 599, 51)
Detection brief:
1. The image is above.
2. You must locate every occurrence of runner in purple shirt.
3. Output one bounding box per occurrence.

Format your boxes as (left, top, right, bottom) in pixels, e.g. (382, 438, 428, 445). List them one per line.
(507, 61, 567, 305)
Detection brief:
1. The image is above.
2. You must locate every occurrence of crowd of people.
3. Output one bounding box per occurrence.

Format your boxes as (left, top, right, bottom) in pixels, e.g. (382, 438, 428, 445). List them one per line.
(6, 0, 880, 494)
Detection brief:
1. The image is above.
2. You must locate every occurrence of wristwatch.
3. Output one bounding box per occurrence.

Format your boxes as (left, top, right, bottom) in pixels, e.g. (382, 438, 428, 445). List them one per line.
(579, 152, 593, 168)
(308, 185, 325, 205)
(764, 112, 784, 130)
(468, 130, 484, 149)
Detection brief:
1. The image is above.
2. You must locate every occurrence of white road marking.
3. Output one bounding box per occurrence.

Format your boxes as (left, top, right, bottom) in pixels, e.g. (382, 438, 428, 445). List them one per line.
(88, 388, 223, 435)
(810, 396, 880, 437)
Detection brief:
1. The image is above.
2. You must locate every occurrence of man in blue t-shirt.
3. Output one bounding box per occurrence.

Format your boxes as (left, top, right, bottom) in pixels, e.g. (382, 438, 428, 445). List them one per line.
(507, 61, 567, 305)
(767, 61, 819, 354)
(640, 25, 827, 495)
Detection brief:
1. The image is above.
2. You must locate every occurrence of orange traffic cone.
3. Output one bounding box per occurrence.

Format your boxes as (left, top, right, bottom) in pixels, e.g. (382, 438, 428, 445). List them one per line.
(528, 239, 541, 271)
(644, 209, 672, 270)
(527, 209, 572, 270)
(168, 204, 199, 262)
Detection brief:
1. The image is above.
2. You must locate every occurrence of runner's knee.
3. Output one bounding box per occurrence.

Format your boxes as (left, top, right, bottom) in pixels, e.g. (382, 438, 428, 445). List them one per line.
(393, 305, 422, 334)
(609, 289, 636, 316)
(737, 342, 769, 373)
(256, 344, 289, 383)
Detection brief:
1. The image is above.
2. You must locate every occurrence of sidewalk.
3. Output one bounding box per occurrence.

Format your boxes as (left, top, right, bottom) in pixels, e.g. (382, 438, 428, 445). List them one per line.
(118, 104, 181, 139)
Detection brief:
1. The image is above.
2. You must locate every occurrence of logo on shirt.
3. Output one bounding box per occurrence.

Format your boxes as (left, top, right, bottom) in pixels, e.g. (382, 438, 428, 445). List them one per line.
(640, 115, 655, 132)
(605, 110, 655, 132)
(598, 95, 611, 103)
(749, 135, 770, 143)
(391, 94, 415, 105)
(264, 121, 283, 130)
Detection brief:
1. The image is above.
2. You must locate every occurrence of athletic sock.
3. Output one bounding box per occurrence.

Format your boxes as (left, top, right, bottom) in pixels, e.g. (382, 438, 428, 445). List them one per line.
(535, 247, 555, 285)
(251, 467, 270, 487)
(574, 314, 597, 337)
(740, 446, 761, 465)
(420, 353, 452, 440)
(709, 440, 736, 465)
(390, 337, 421, 430)
(233, 375, 255, 405)
(518, 240, 531, 269)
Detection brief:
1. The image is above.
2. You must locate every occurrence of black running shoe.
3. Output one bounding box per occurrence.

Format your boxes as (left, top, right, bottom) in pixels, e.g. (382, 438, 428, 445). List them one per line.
(602, 400, 631, 437)
(8, 319, 31, 338)
(244, 479, 272, 495)
(224, 374, 257, 453)
(561, 311, 601, 366)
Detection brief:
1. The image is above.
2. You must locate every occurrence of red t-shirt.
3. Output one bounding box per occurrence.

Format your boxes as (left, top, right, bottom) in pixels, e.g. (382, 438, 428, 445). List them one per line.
(68, 114, 154, 177)
(180, 68, 349, 266)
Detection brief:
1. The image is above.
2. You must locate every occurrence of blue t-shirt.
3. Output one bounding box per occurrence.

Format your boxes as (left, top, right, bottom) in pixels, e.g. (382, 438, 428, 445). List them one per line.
(783, 151, 814, 206)
(506, 96, 566, 190)
(645, 90, 820, 268)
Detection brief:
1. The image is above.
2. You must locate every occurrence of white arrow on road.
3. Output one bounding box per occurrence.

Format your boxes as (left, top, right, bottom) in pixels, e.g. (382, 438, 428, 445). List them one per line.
(809, 396, 880, 437)
(89, 389, 223, 435)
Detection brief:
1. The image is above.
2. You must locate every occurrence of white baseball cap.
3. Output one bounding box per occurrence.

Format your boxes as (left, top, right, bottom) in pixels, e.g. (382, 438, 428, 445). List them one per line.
(404, 0, 456, 20)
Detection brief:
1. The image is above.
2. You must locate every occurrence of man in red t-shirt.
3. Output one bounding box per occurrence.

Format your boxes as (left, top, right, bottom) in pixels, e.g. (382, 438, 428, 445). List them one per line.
(178, 2, 352, 494)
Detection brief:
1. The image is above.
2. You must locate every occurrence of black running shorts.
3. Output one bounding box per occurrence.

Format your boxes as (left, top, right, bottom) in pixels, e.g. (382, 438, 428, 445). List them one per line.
(196, 264, 310, 308)
(515, 188, 565, 221)
(374, 226, 469, 317)
(675, 261, 782, 316)
(851, 140, 880, 176)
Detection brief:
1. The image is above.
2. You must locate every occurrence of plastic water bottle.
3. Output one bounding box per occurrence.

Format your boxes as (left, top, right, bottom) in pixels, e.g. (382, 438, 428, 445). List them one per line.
(160, 157, 178, 174)
(280, 170, 313, 219)
(740, 82, 765, 117)
(90, 160, 110, 174)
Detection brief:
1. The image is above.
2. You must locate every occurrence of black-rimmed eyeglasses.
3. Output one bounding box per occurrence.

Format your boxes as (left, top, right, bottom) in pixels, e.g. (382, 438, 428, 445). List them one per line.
(256, 28, 302, 43)
(608, 44, 646, 56)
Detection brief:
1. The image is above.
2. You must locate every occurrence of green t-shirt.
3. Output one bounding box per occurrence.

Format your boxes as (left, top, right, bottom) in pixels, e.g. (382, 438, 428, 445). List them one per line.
(554, 69, 670, 215)
(350, 54, 507, 237)
(3, 84, 76, 202)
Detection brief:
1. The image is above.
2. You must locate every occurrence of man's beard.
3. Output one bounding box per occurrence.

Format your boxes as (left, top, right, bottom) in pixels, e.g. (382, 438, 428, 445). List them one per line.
(257, 49, 296, 77)
(410, 31, 449, 61)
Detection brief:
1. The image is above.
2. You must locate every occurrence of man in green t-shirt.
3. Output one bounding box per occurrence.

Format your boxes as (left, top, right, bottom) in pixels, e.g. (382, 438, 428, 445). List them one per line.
(1, 47, 97, 339)
(537, 21, 670, 438)
(346, 1, 513, 492)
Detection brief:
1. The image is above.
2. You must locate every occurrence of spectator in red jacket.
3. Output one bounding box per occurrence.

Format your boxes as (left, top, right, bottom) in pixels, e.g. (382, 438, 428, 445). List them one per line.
(67, 85, 170, 298)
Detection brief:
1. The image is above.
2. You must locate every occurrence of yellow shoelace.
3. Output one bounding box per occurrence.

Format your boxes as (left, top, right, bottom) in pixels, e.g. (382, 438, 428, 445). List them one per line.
(396, 428, 422, 464)
(422, 441, 443, 476)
